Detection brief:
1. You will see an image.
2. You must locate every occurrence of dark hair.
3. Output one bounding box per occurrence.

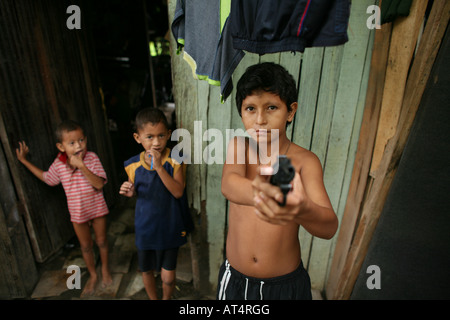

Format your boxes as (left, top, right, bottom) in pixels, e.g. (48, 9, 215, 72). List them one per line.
(135, 107, 169, 132)
(55, 120, 84, 142)
(235, 62, 297, 123)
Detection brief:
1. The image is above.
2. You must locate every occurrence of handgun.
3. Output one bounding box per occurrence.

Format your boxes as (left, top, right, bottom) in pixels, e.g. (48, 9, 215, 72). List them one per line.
(270, 155, 295, 207)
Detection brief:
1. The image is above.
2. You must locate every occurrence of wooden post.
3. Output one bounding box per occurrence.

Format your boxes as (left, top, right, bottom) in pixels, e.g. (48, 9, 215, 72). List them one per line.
(370, 0, 429, 173)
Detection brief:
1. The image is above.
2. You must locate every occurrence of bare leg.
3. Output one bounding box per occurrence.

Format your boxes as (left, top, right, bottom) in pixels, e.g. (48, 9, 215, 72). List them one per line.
(161, 268, 176, 300)
(142, 270, 158, 300)
(91, 216, 112, 287)
(72, 222, 97, 296)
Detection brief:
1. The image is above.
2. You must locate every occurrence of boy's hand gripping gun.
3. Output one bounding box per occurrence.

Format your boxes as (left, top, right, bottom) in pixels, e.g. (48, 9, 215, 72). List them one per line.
(270, 155, 295, 207)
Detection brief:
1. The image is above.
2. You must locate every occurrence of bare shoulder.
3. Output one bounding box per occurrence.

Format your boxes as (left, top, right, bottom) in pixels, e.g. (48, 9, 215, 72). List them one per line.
(287, 143, 322, 172)
(287, 142, 332, 209)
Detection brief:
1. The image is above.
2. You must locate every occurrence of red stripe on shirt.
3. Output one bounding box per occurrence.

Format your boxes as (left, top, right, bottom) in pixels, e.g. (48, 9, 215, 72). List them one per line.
(297, 0, 312, 37)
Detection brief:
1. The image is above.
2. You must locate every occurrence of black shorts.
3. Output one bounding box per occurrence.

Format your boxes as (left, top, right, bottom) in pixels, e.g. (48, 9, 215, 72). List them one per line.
(216, 260, 312, 300)
(137, 248, 179, 272)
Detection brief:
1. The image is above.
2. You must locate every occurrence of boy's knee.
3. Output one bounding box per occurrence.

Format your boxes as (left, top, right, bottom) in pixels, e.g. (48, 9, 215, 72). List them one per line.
(162, 278, 175, 287)
(161, 272, 175, 286)
(80, 243, 93, 253)
(95, 238, 108, 249)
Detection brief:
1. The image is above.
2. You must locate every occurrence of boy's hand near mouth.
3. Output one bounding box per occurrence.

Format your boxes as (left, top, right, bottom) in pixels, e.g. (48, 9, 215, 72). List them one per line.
(68, 152, 85, 169)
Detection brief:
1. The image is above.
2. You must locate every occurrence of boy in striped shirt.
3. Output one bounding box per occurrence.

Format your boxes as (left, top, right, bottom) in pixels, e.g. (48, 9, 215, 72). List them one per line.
(16, 120, 112, 296)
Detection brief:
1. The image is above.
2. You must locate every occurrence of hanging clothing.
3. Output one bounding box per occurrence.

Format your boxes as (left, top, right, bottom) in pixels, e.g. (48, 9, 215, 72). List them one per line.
(229, 0, 351, 55)
(171, 0, 244, 101)
(381, 0, 413, 24)
(171, 0, 351, 100)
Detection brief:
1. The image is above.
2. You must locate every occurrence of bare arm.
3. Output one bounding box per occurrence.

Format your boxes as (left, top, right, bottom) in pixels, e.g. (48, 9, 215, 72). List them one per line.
(155, 165, 184, 199)
(292, 156, 338, 239)
(16, 141, 46, 182)
(221, 137, 254, 206)
(147, 149, 184, 199)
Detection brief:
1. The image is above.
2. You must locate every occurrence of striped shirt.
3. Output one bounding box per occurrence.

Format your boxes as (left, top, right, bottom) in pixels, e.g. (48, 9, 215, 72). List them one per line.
(43, 151, 109, 224)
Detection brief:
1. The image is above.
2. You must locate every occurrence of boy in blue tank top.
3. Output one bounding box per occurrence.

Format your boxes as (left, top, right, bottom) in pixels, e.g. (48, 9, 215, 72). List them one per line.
(120, 107, 193, 300)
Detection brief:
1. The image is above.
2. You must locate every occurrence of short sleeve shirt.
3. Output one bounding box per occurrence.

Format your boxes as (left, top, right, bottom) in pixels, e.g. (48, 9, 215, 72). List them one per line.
(124, 148, 193, 250)
(43, 151, 109, 223)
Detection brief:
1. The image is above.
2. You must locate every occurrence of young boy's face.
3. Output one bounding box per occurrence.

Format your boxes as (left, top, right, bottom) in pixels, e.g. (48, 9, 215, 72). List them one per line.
(56, 128, 87, 158)
(241, 90, 297, 143)
(134, 122, 171, 152)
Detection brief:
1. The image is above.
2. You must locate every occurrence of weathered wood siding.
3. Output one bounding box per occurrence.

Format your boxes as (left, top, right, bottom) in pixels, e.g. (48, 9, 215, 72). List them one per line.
(168, 0, 376, 292)
(0, 141, 38, 298)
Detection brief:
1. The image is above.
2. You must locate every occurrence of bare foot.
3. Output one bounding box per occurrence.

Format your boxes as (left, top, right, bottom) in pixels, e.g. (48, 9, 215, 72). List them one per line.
(81, 274, 98, 297)
(102, 266, 113, 288)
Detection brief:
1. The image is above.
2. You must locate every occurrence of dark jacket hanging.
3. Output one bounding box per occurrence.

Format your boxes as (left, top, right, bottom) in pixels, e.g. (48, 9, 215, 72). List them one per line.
(230, 0, 351, 55)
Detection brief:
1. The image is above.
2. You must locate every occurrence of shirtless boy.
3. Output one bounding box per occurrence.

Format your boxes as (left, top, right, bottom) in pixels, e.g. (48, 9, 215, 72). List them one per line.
(218, 63, 338, 300)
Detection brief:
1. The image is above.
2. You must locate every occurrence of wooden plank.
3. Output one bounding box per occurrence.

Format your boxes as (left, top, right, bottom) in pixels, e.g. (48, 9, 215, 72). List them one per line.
(30, 270, 71, 299)
(197, 81, 210, 204)
(280, 52, 302, 89)
(326, 26, 375, 285)
(322, 0, 375, 216)
(308, 0, 375, 289)
(168, 0, 199, 208)
(0, 139, 39, 298)
(370, 0, 429, 173)
(0, 110, 47, 261)
(205, 85, 232, 286)
(0, 204, 26, 298)
(305, 46, 344, 286)
(34, 18, 61, 122)
(332, 0, 450, 299)
(326, 22, 392, 299)
(168, 0, 211, 293)
(259, 53, 281, 64)
(292, 47, 324, 151)
(0, 1, 57, 262)
(230, 53, 259, 131)
(293, 47, 324, 265)
(280, 51, 302, 140)
(310, 46, 344, 165)
(0, 166, 39, 298)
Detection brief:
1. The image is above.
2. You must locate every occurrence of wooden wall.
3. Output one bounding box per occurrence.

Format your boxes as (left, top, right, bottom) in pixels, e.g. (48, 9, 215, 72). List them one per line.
(168, 0, 376, 293)
(351, 27, 450, 298)
(327, 0, 450, 299)
(0, 0, 118, 297)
